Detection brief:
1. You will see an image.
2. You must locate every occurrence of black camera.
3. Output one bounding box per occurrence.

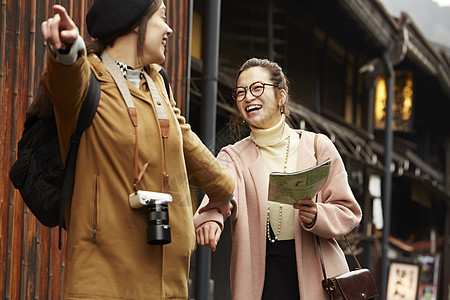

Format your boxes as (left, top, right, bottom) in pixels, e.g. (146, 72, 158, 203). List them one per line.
(129, 191, 173, 245)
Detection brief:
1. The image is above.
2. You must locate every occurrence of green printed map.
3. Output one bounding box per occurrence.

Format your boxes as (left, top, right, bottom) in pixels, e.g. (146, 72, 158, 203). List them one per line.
(268, 158, 331, 205)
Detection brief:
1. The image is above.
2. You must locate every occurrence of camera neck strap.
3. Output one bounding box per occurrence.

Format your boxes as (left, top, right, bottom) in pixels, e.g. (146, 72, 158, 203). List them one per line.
(142, 71, 171, 193)
(101, 51, 170, 193)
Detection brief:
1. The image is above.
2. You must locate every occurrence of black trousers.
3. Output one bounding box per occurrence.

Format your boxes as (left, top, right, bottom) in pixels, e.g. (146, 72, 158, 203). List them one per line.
(262, 226, 300, 300)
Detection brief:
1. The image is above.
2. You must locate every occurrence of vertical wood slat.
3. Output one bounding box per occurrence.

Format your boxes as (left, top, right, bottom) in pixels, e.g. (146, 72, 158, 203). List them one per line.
(28, 3, 41, 300)
(0, 0, 9, 296)
(37, 4, 50, 299)
(165, 0, 189, 116)
(39, 227, 50, 300)
(16, 0, 30, 298)
(5, 0, 22, 297)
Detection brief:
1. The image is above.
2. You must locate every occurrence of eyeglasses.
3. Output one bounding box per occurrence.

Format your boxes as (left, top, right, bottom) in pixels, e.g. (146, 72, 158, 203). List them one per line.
(231, 82, 278, 101)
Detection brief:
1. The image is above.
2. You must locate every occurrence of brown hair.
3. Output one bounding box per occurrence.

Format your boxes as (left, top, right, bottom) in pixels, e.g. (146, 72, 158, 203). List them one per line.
(229, 58, 291, 140)
(236, 58, 289, 108)
(86, 0, 162, 62)
(27, 80, 52, 118)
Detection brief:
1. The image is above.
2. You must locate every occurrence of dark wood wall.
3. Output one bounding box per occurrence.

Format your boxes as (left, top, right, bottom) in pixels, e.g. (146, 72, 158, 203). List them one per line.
(0, 0, 188, 298)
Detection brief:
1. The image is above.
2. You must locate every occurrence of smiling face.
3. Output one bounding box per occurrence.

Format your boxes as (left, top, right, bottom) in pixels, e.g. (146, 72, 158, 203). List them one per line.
(142, 2, 173, 64)
(236, 66, 286, 129)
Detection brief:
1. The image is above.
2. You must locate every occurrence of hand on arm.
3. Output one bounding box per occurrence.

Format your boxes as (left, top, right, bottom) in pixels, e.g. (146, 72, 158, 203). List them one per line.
(198, 201, 232, 218)
(196, 221, 222, 252)
(41, 5, 79, 50)
(294, 199, 317, 227)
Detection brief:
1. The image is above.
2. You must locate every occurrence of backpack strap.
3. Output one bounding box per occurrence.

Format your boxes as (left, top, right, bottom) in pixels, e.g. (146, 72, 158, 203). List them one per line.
(159, 67, 171, 100)
(59, 71, 101, 248)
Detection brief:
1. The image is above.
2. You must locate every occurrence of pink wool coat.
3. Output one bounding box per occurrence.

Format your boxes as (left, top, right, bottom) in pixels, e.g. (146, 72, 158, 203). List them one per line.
(194, 130, 362, 300)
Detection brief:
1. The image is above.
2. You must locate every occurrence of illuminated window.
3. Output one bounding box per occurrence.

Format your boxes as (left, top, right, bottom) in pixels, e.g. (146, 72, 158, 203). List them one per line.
(374, 71, 414, 132)
(191, 11, 202, 60)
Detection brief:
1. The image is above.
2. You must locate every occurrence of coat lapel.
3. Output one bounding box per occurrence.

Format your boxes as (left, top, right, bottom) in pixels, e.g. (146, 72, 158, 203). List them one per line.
(245, 141, 270, 231)
(127, 80, 154, 106)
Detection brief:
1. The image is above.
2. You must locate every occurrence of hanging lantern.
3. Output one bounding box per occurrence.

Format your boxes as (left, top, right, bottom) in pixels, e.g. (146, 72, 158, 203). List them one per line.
(374, 70, 414, 132)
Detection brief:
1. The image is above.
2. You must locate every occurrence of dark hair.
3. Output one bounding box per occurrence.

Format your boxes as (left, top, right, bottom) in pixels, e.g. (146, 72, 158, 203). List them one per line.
(236, 58, 288, 94)
(27, 80, 53, 118)
(86, 0, 162, 62)
(229, 58, 291, 140)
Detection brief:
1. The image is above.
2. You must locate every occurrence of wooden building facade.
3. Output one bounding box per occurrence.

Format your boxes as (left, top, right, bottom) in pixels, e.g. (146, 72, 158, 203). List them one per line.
(187, 0, 450, 299)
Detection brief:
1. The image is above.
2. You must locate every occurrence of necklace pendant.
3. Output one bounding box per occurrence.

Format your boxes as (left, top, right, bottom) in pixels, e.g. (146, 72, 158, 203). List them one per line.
(266, 203, 283, 243)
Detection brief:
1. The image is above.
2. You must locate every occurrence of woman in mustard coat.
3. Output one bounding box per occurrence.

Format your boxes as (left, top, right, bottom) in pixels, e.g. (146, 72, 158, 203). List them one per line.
(40, 0, 234, 299)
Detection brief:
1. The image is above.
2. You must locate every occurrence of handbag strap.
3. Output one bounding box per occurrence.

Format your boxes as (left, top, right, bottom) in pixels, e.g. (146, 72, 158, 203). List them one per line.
(313, 133, 329, 281)
(312, 133, 362, 284)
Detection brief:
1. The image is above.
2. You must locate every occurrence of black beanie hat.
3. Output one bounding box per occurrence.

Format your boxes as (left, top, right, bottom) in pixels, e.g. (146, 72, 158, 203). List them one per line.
(86, 0, 155, 38)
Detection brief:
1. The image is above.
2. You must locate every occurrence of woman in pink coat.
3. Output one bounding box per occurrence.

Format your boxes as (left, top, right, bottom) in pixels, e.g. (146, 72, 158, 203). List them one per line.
(194, 58, 362, 299)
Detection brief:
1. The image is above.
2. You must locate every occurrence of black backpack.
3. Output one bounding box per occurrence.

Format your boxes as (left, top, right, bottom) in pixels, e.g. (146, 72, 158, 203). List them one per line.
(9, 71, 101, 229)
(9, 67, 171, 231)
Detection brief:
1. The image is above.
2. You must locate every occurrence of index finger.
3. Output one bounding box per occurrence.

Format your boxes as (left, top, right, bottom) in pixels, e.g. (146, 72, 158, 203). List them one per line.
(42, 13, 62, 49)
(52, 5, 70, 24)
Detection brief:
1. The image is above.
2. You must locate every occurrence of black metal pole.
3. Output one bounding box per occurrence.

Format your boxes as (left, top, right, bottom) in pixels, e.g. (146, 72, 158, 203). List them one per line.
(380, 44, 395, 300)
(198, 1, 220, 150)
(195, 1, 221, 299)
(184, 0, 193, 122)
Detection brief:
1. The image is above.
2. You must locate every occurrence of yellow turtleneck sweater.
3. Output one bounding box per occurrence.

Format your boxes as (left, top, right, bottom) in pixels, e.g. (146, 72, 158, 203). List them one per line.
(250, 115, 299, 241)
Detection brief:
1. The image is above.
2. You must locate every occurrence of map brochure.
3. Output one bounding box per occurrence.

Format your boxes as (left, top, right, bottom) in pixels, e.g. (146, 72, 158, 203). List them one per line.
(268, 158, 331, 205)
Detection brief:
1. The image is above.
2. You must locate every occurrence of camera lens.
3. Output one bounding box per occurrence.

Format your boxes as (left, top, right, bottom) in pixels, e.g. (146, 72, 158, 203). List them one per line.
(147, 200, 171, 245)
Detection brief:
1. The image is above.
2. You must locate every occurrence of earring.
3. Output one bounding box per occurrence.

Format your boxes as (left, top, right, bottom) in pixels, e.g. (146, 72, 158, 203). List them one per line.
(280, 106, 284, 114)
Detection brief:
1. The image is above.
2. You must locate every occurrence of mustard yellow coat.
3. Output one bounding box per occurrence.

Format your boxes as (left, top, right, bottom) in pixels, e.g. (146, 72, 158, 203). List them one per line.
(42, 51, 234, 299)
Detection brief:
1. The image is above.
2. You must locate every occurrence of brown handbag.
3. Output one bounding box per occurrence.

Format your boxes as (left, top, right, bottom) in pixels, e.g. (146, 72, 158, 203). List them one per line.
(316, 235, 379, 300)
(313, 133, 379, 300)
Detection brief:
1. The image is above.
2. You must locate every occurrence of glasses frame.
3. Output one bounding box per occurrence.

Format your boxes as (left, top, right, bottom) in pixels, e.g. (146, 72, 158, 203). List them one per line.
(231, 81, 278, 101)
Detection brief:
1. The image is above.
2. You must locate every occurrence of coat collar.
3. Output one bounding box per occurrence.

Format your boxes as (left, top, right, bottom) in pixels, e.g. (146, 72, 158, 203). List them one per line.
(88, 54, 161, 106)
